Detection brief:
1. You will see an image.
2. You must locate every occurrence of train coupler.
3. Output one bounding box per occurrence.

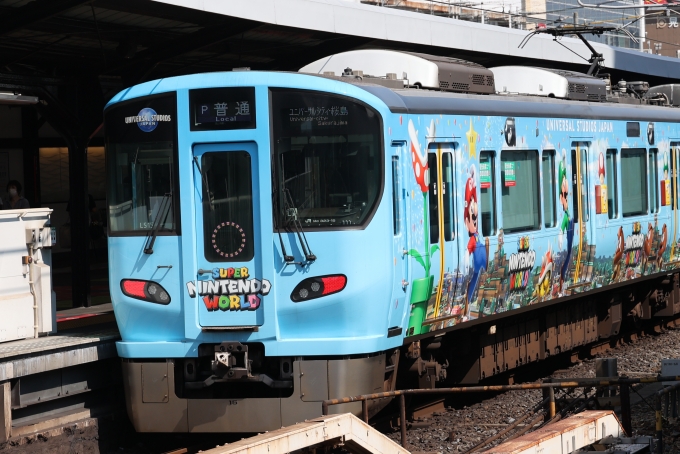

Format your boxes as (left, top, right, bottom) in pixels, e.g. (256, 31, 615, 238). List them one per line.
(185, 342, 293, 390)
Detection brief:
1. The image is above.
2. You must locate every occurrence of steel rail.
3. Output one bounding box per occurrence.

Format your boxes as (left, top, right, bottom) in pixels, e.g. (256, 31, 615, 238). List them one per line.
(322, 375, 680, 449)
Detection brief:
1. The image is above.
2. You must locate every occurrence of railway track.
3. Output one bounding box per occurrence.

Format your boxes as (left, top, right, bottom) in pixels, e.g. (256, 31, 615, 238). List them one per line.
(99, 317, 680, 454)
(381, 317, 680, 453)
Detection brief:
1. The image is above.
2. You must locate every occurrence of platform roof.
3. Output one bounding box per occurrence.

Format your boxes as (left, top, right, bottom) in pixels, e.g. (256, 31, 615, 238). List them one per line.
(0, 0, 679, 97)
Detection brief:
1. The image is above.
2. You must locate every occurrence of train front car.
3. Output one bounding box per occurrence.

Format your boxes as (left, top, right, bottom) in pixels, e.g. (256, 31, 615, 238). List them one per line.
(105, 73, 406, 432)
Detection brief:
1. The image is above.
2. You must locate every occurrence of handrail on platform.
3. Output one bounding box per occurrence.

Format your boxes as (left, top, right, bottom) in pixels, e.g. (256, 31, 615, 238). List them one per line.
(322, 374, 680, 450)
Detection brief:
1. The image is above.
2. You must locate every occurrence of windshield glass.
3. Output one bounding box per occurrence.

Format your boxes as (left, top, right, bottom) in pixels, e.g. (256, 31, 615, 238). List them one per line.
(105, 94, 179, 235)
(271, 89, 383, 229)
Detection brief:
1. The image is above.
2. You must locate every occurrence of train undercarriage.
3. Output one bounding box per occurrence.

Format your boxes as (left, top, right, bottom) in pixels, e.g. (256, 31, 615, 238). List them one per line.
(123, 272, 680, 433)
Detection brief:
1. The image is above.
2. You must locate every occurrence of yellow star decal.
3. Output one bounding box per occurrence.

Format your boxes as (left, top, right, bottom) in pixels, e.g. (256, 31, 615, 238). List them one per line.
(466, 118, 478, 158)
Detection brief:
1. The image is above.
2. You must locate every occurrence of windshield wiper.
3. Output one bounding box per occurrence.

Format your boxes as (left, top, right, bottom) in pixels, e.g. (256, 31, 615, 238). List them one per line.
(272, 189, 295, 264)
(144, 192, 172, 254)
(193, 157, 214, 211)
(283, 188, 316, 263)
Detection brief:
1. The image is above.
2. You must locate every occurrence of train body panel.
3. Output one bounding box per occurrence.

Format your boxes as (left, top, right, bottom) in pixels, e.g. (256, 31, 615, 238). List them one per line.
(104, 67, 680, 432)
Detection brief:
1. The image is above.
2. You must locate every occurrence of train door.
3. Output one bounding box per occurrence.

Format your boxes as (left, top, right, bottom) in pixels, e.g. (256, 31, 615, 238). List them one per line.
(192, 142, 264, 327)
(388, 141, 410, 332)
(570, 142, 595, 288)
(422, 142, 459, 333)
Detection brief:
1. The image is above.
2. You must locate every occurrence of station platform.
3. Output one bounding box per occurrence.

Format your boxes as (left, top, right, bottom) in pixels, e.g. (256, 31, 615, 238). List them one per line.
(0, 326, 119, 382)
(0, 294, 120, 443)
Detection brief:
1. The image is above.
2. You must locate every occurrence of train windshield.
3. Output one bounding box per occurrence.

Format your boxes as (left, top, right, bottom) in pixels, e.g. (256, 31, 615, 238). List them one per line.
(104, 94, 179, 235)
(271, 89, 383, 229)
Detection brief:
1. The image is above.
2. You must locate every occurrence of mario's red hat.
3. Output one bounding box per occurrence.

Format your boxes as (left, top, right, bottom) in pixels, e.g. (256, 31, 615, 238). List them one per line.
(464, 176, 476, 221)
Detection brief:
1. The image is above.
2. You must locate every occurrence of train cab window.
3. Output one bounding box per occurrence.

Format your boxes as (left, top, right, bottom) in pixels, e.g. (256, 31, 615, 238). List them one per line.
(200, 151, 254, 262)
(104, 93, 180, 235)
(621, 148, 648, 217)
(606, 150, 618, 219)
(501, 150, 540, 233)
(649, 149, 659, 213)
(391, 156, 401, 236)
(480, 151, 496, 236)
(271, 89, 382, 229)
(542, 151, 556, 228)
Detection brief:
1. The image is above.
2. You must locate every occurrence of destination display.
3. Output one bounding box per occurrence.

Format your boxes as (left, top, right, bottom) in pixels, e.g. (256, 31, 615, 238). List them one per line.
(189, 87, 256, 130)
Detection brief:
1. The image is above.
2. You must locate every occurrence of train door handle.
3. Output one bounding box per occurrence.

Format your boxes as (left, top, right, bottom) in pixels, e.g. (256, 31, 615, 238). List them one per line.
(402, 279, 409, 290)
(198, 269, 212, 275)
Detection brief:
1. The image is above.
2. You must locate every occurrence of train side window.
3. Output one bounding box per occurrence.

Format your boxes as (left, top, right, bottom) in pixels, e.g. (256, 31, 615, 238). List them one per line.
(428, 151, 439, 244)
(606, 149, 618, 219)
(649, 148, 659, 213)
(542, 150, 556, 228)
(501, 150, 540, 233)
(626, 122, 640, 137)
(480, 151, 496, 236)
(391, 156, 400, 236)
(621, 148, 648, 217)
(442, 151, 455, 241)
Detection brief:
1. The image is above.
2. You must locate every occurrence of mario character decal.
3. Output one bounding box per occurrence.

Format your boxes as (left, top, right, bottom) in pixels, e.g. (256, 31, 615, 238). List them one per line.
(557, 154, 575, 292)
(611, 226, 625, 282)
(464, 166, 489, 305)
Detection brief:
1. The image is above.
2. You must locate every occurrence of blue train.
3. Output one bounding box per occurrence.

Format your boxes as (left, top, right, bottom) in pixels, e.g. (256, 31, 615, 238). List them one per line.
(105, 50, 680, 432)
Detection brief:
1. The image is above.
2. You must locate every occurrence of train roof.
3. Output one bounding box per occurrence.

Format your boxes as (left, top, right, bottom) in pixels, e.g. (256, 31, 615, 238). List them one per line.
(105, 68, 680, 124)
(355, 83, 680, 123)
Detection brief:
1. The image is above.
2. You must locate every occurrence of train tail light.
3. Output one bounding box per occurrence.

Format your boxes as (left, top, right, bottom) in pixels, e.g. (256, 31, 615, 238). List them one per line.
(291, 275, 347, 302)
(121, 279, 171, 305)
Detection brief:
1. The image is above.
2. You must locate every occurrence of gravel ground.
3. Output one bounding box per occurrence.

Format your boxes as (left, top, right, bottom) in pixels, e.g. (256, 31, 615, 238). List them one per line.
(387, 326, 680, 453)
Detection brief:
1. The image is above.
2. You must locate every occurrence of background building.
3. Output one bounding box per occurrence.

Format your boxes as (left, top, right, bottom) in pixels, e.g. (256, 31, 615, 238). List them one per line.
(363, 0, 645, 50)
(644, 9, 680, 57)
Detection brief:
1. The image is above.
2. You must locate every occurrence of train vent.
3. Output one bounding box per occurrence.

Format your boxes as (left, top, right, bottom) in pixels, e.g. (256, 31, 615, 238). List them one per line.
(490, 66, 607, 101)
(299, 49, 495, 95)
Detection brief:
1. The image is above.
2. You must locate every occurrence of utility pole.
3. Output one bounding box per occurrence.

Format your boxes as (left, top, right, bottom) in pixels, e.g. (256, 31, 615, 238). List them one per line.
(639, 0, 646, 51)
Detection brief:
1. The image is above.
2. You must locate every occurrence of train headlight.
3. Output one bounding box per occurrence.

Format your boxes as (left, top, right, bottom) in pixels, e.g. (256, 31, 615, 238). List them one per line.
(290, 275, 347, 302)
(121, 279, 172, 305)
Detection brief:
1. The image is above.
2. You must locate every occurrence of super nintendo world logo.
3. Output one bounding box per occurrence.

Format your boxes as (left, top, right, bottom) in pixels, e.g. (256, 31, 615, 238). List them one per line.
(125, 108, 171, 132)
(186, 267, 271, 312)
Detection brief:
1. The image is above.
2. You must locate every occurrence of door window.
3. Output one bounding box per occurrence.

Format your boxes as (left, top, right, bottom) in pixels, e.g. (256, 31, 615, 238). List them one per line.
(480, 151, 496, 236)
(200, 151, 254, 262)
